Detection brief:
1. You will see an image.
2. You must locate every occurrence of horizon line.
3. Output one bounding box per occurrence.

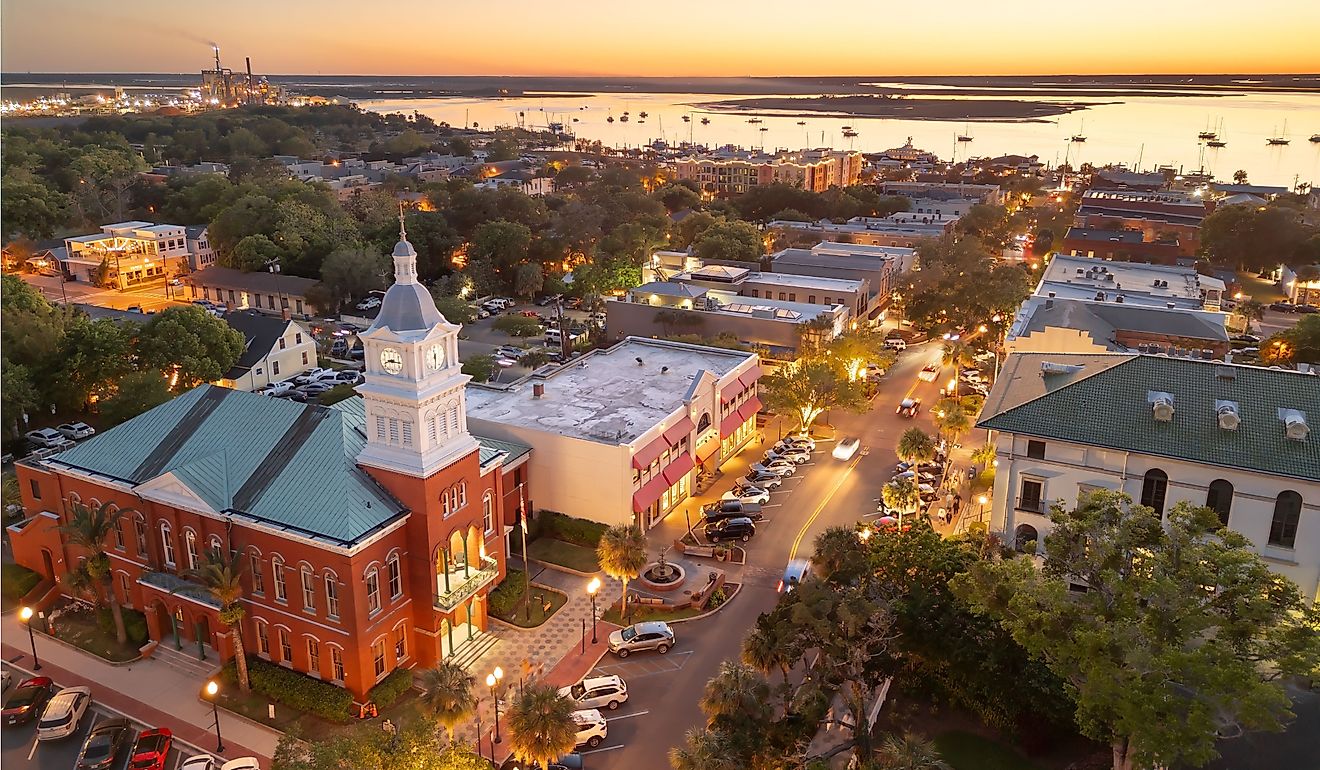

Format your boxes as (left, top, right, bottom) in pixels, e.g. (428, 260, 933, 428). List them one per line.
(4, 71, 1319, 79)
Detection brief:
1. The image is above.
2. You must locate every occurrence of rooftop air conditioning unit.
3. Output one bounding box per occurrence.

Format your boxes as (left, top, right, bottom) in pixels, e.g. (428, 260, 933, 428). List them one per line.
(1040, 361, 1084, 376)
(1149, 391, 1176, 422)
(1279, 409, 1310, 441)
(1105, 274, 1114, 281)
(1216, 401, 1240, 430)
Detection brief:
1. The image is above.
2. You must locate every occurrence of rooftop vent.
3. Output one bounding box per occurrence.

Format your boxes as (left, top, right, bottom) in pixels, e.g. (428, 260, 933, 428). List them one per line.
(532, 382, 545, 398)
(1048, 291, 1056, 299)
(1215, 400, 1240, 430)
(1279, 409, 1309, 441)
(1215, 366, 1237, 381)
(1149, 391, 1176, 422)
(635, 357, 645, 366)
(661, 366, 670, 374)
(1105, 274, 1114, 282)
(1040, 361, 1084, 376)
(1115, 295, 1125, 303)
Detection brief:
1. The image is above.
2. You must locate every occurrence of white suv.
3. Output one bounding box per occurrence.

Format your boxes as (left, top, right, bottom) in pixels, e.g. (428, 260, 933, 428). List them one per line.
(558, 675, 628, 711)
(572, 708, 608, 749)
(37, 686, 91, 741)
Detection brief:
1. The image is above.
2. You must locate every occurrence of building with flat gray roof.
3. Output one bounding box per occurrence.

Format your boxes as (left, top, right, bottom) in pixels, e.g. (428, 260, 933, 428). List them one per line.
(770, 241, 910, 312)
(1035, 253, 1225, 311)
(1007, 296, 1229, 359)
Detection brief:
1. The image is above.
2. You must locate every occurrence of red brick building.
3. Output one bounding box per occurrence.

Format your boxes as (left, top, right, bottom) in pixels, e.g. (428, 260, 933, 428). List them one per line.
(8, 229, 528, 701)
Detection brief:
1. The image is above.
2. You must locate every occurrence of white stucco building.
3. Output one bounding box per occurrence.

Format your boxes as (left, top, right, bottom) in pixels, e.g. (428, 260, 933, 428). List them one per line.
(465, 337, 761, 530)
(978, 352, 1320, 602)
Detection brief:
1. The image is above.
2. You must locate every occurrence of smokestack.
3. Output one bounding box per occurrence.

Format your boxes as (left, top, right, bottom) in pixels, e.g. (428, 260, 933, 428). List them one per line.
(245, 57, 254, 104)
(213, 46, 221, 72)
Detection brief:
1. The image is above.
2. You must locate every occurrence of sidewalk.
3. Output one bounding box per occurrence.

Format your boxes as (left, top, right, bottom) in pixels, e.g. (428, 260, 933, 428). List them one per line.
(0, 612, 279, 764)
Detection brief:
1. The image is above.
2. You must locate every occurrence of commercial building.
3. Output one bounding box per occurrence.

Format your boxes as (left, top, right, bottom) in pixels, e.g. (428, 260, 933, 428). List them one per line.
(770, 241, 911, 310)
(8, 227, 529, 700)
(978, 352, 1320, 602)
(218, 310, 319, 391)
(1075, 189, 1207, 227)
(62, 222, 193, 290)
(1280, 264, 1320, 306)
(1059, 227, 1185, 264)
(876, 181, 1004, 205)
(466, 337, 761, 530)
(187, 266, 321, 318)
(1006, 296, 1229, 359)
(674, 148, 863, 194)
(768, 216, 946, 250)
(1034, 253, 1225, 311)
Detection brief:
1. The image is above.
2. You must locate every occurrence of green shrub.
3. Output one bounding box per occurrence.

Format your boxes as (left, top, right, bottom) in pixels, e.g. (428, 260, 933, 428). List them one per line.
(239, 656, 354, 723)
(94, 606, 150, 645)
(367, 668, 414, 709)
(532, 511, 606, 548)
(489, 570, 527, 617)
(1, 563, 41, 601)
(493, 315, 543, 337)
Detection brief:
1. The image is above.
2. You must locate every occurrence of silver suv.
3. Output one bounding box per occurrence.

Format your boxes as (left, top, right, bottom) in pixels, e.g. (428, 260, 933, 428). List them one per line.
(608, 621, 675, 657)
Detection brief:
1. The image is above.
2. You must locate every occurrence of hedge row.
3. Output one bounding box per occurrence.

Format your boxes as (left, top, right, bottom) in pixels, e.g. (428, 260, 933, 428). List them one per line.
(236, 656, 355, 723)
(489, 569, 528, 617)
(367, 668, 414, 709)
(530, 510, 606, 548)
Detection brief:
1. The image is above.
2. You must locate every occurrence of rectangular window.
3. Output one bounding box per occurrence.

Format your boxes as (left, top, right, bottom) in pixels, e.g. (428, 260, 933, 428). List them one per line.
(301, 352, 309, 366)
(185, 532, 198, 571)
(401, 421, 413, 447)
(388, 419, 399, 444)
(274, 561, 287, 603)
(296, 300, 304, 314)
(376, 416, 386, 440)
(256, 621, 270, 656)
(301, 568, 315, 610)
(278, 628, 292, 662)
(161, 527, 175, 567)
(279, 337, 287, 350)
(331, 647, 345, 681)
(388, 559, 402, 599)
(1026, 440, 1046, 460)
(112, 517, 126, 550)
(394, 626, 407, 660)
(373, 639, 386, 677)
(295, 333, 303, 344)
(250, 552, 265, 594)
(29, 479, 40, 499)
(778, 292, 786, 301)
(325, 575, 340, 618)
(366, 570, 381, 614)
(808, 295, 816, 304)
(483, 496, 494, 534)
(458, 482, 467, 508)
(307, 638, 320, 674)
(1018, 480, 1044, 513)
(272, 360, 280, 376)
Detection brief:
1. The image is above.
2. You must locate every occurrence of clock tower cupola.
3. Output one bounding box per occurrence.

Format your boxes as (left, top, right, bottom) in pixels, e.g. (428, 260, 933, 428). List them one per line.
(356, 212, 479, 477)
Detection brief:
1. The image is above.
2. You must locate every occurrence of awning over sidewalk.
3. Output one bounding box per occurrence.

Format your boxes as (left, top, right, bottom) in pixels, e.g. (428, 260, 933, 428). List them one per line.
(695, 436, 721, 462)
(719, 364, 760, 402)
(632, 473, 670, 513)
(662, 416, 695, 446)
(662, 453, 695, 485)
(720, 395, 763, 438)
(632, 434, 669, 470)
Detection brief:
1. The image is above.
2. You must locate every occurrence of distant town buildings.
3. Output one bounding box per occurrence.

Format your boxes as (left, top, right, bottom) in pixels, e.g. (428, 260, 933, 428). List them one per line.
(186, 266, 321, 318)
(1032, 253, 1225, 311)
(674, 148, 862, 194)
(1006, 296, 1230, 359)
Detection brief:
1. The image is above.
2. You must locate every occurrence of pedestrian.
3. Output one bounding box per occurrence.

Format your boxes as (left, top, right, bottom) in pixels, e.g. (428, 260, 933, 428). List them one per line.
(937, 507, 948, 525)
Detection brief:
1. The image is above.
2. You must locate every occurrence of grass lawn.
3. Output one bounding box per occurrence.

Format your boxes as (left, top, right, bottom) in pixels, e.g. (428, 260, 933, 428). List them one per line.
(527, 538, 599, 573)
(45, 603, 141, 662)
(602, 604, 705, 626)
(1, 563, 42, 613)
(933, 730, 1046, 770)
(1236, 273, 1285, 303)
(213, 684, 341, 741)
(491, 584, 568, 628)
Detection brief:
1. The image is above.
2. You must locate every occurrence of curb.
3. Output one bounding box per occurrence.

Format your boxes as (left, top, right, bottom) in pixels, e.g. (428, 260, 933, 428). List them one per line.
(666, 582, 743, 625)
(524, 554, 599, 578)
(31, 625, 144, 667)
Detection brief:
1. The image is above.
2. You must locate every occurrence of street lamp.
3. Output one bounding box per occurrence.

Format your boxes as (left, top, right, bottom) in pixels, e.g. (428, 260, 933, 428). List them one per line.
(587, 577, 601, 644)
(858, 526, 872, 543)
(519, 514, 531, 620)
(204, 680, 225, 753)
(978, 494, 989, 521)
(19, 607, 40, 670)
(487, 667, 504, 743)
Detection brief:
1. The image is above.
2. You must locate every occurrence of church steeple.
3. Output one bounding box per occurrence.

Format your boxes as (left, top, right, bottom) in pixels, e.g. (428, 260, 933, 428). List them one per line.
(391, 204, 419, 286)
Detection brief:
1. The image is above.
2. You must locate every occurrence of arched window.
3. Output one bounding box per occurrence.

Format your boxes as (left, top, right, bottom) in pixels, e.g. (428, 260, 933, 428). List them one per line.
(1014, 524, 1039, 553)
(133, 513, 148, 558)
(1205, 479, 1234, 526)
(254, 618, 270, 657)
(305, 635, 322, 676)
(482, 492, 495, 534)
(1269, 491, 1303, 548)
(366, 567, 381, 614)
(249, 548, 265, 594)
(386, 552, 402, 599)
(1140, 469, 1168, 515)
(272, 556, 287, 602)
(208, 535, 223, 559)
(697, 412, 711, 433)
(111, 510, 126, 551)
(160, 522, 175, 567)
(184, 529, 198, 571)
(300, 564, 316, 610)
(324, 571, 341, 619)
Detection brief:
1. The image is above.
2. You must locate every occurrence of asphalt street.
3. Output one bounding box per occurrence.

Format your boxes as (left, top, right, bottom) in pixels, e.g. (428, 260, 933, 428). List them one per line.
(582, 343, 950, 770)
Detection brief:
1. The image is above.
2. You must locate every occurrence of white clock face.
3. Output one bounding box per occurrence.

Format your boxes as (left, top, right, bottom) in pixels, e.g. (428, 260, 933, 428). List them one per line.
(379, 347, 404, 375)
(425, 344, 445, 371)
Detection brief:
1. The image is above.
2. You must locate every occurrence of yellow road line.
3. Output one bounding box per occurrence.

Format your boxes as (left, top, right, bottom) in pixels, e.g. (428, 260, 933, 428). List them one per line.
(789, 454, 863, 560)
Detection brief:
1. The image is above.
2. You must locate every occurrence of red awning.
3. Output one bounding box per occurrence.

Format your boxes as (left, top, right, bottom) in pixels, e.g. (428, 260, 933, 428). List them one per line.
(736, 395, 763, 424)
(632, 473, 670, 512)
(719, 378, 743, 404)
(662, 416, 695, 446)
(737, 364, 762, 390)
(632, 434, 669, 470)
(720, 408, 743, 438)
(696, 437, 721, 462)
(662, 453, 695, 485)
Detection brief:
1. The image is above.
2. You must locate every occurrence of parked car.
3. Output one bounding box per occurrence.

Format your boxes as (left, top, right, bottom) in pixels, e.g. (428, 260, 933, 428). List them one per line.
(832, 437, 861, 460)
(331, 369, 363, 385)
(608, 621, 675, 657)
(277, 390, 308, 403)
(181, 757, 261, 770)
(36, 686, 91, 741)
(495, 345, 525, 360)
(294, 367, 336, 385)
(884, 337, 907, 351)
(494, 356, 519, 368)
(750, 460, 796, 477)
(739, 471, 783, 490)
(3, 676, 55, 725)
(56, 422, 96, 440)
(296, 381, 336, 397)
(863, 363, 887, 380)
(571, 708, 608, 749)
(75, 718, 134, 770)
(705, 516, 757, 543)
(257, 381, 294, 396)
(778, 559, 811, 593)
(702, 502, 764, 523)
(535, 293, 562, 307)
(558, 675, 628, 711)
(721, 486, 770, 505)
(218, 758, 262, 770)
(765, 445, 811, 463)
(348, 345, 365, 360)
(25, 428, 69, 449)
(1231, 334, 1262, 344)
(1269, 301, 1296, 312)
(896, 398, 922, 418)
(775, 435, 816, 452)
(1295, 304, 1319, 314)
(355, 296, 382, 311)
(128, 727, 173, 770)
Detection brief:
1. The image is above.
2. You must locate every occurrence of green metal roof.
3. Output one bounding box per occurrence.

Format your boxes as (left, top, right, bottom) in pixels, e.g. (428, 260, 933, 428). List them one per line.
(978, 356, 1320, 482)
(51, 385, 404, 545)
(476, 436, 532, 467)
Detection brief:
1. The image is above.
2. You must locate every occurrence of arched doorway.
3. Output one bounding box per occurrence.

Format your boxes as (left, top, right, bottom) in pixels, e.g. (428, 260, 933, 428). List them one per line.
(40, 549, 55, 582)
(1014, 524, 1040, 554)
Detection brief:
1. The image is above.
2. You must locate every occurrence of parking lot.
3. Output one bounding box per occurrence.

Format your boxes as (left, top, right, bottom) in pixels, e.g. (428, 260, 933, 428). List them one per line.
(2, 664, 217, 770)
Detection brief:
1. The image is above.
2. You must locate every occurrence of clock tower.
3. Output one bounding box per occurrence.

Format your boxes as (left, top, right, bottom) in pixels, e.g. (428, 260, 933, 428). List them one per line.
(356, 217, 480, 477)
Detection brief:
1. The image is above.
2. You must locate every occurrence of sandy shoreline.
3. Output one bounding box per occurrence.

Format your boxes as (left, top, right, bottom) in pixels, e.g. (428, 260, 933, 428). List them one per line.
(691, 95, 1103, 123)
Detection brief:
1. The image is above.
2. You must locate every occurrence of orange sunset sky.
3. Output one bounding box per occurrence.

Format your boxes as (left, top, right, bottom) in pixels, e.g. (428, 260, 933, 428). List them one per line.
(3, 0, 1319, 76)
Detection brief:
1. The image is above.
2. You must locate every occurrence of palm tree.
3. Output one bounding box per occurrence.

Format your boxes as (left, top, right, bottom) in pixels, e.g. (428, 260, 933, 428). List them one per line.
(879, 733, 951, 770)
(896, 427, 936, 465)
(699, 661, 771, 727)
(418, 662, 476, 743)
(933, 400, 970, 444)
(882, 478, 920, 525)
(669, 727, 740, 770)
(505, 682, 577, 768)
(971, 442, 996, 468)
(58, 501, 127, 644)
(185, 548, 251, 693)
(941, 340, 973, 396)
(596, 523, 648, 622)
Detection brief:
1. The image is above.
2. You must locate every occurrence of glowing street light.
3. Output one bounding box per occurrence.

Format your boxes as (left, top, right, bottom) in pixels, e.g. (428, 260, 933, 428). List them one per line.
(19, 607, 40, 670)
(204, 680, 225, 753)
(487, 668, 505, 743)
(587, 577, 601, 643)
(858, 527, 872, 542)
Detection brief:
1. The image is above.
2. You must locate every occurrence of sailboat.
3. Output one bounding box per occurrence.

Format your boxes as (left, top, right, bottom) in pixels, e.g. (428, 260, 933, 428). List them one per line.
(747, 117, 763, 124)
(700, 116, 710, 125)
(842, 127, 858, 138)
(957, 124, 973, 142)
(1197, 117, 1218, 140)
(1205, 118, 1226, 147)
(796, 120, 806, 126)
(1309, 134, 1320, 143)
(1268, 120, 1289, 145)
(682, 114, 691, 123)
(1070, 119, 1087, 143)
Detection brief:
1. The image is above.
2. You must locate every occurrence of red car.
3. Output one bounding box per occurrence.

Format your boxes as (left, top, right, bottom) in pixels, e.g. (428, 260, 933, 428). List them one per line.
(3, 676, 55, 726)
(129, 727, 172, 770)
